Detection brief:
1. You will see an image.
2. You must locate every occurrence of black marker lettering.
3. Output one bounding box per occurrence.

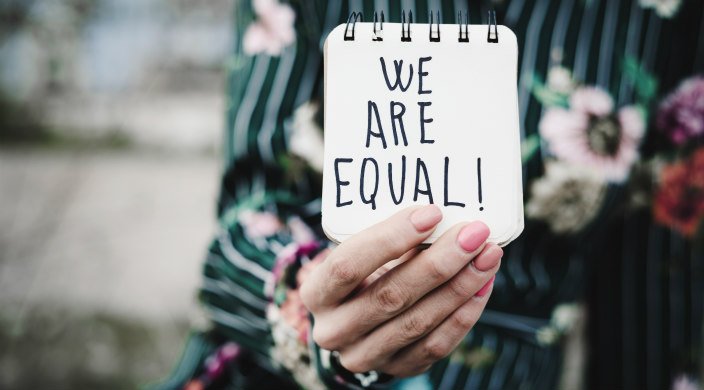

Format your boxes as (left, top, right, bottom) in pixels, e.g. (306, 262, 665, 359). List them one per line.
(443, 156, 465, 207)
(366, 100, 387, 149)
(477, 157, 484, 211)
(379, 57, 413, 92)
(417, 56, 432, 95)
(418, 102, 435, 144)
(334, 158, 353, 207)
(390, 101, 408, 146)
(388, 155, 406, 205)
(413, 158, 434, 203)
(360, 158, 380, 210)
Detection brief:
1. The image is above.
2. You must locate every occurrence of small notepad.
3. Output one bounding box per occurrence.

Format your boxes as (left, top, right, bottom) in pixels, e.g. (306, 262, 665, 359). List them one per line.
(322, 13, 524, 246)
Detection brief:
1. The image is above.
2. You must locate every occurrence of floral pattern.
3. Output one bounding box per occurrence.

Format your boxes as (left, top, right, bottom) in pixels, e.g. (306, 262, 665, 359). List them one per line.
(546, 65, 575, 95)
(266, 232, 327, 389)
(672, 374, 701, 390)
(289, 102, 325, 173)
(526, 161, 606, 234)
(653, 148, 704, 237)
(539, 86, 645, 182)
(656, 76, 704, 145)
(242, 0, 296, 56)
(239, 210, 283, 238)
(535, 303, 581, 346)
(639, 0, 682, 18)
(183, 343, 242, 390)
(528, 60, 704, 244)
(160, 0, 704, 389)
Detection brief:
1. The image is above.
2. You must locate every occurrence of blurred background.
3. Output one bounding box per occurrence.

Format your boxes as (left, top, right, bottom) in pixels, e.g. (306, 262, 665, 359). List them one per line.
(2, 0, 703, 389)
(0, 0, 232, 387)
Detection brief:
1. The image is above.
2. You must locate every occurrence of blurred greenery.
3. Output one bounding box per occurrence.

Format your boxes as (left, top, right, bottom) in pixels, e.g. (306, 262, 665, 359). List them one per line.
(0, 93, 52, 143)
(0, 94, 132, 149)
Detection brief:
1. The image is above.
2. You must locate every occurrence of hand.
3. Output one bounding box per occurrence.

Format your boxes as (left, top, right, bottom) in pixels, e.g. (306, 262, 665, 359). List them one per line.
(299, 205, 502, 378)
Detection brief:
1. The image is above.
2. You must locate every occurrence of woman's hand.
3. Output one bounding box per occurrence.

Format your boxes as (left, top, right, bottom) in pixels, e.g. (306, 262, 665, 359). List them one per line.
(299, 205, 502, 378)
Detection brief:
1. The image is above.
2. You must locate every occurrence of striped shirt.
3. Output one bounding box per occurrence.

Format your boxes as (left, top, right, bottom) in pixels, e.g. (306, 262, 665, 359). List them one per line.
(163, 1, 704, 389)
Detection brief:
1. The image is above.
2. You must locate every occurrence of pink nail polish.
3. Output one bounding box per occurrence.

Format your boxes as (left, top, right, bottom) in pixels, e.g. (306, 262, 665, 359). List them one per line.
(410, 205, 443, 232)
(457, 221, 490, 252)
(474, 245, 503, 272)
(475, 275, 495, 297)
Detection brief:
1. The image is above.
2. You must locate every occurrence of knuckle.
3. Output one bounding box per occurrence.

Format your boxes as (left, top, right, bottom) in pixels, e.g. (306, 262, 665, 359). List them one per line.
(370, 225, 408, 259)
(328, 257, 360, 287)
(448, 275, 473, 298)
(379, 229, 404, 253)
(428, 257, 455, 282)
(423, 339, 451, 361)
(400, 312, 433, 340)
(451, 308, 477, 330)
(371, 280, 409, 314)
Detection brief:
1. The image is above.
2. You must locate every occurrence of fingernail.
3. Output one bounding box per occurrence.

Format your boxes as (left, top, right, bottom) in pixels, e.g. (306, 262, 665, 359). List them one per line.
(410, 205, 443, 232)
(475, 275, 495, 297)
(473, 245, 503, 272)
(457, 221, 490, 252)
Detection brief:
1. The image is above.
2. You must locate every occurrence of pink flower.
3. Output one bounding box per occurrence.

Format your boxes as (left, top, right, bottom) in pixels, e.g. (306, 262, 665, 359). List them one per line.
(242, 0, 296, 56)
(287, 216, 316, 245)
(656, 76, 704, 145)
(539, 86, 645, 182)
(296, 249, 327, 287)
(672, 374, 701, 390)
(279, 289, 311, 343)
(569, 86, 614, 116)
(267, 241, 321, 297)
(239, 210, 282, 238)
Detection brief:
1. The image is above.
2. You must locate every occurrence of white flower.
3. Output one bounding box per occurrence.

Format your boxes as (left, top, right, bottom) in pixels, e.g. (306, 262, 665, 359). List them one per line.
(551, 303, 579, 333)
(526, 161, 607, 234)
(289, 102, 324, 173)
(536, 326, 559, 346)
(639, 0, 681, 18)
(546, 66, 574, 95)
(267, 304, 325, 389)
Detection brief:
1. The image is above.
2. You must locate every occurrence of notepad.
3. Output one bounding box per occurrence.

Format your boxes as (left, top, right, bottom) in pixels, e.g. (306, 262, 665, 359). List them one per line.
(321, 12, 524, 246)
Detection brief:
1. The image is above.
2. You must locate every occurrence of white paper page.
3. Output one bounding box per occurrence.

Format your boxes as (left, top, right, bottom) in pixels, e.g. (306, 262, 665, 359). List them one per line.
(322, 22, 523, 246)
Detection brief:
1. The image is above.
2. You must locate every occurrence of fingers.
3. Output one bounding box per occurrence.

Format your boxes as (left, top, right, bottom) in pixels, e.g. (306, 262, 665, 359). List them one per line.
(354, 247, 423, 292)
(380, 278, 495, 377)
(337, 244, 502, 372)
(317, 221, 491, 350)
(301, 205, 442, 311)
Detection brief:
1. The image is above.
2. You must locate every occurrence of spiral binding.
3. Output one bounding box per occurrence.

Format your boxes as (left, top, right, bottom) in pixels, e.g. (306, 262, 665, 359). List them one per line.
(429, 11, 440, 42)
(343, 12, 363, 41)
(487, 10, 499, 43)
(401, 10, 412, 42)
(458, 11, 469, 42)
(343, 10, 500, 44)
(373, 11, 384, 41)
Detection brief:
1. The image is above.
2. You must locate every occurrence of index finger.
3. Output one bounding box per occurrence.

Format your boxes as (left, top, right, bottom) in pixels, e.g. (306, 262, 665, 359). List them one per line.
(301, 205, 442, 310)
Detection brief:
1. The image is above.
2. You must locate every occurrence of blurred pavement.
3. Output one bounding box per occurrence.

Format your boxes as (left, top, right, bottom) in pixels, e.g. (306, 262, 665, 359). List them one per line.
(0, 1, 229, 385)
(0, 149, 219, 388)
